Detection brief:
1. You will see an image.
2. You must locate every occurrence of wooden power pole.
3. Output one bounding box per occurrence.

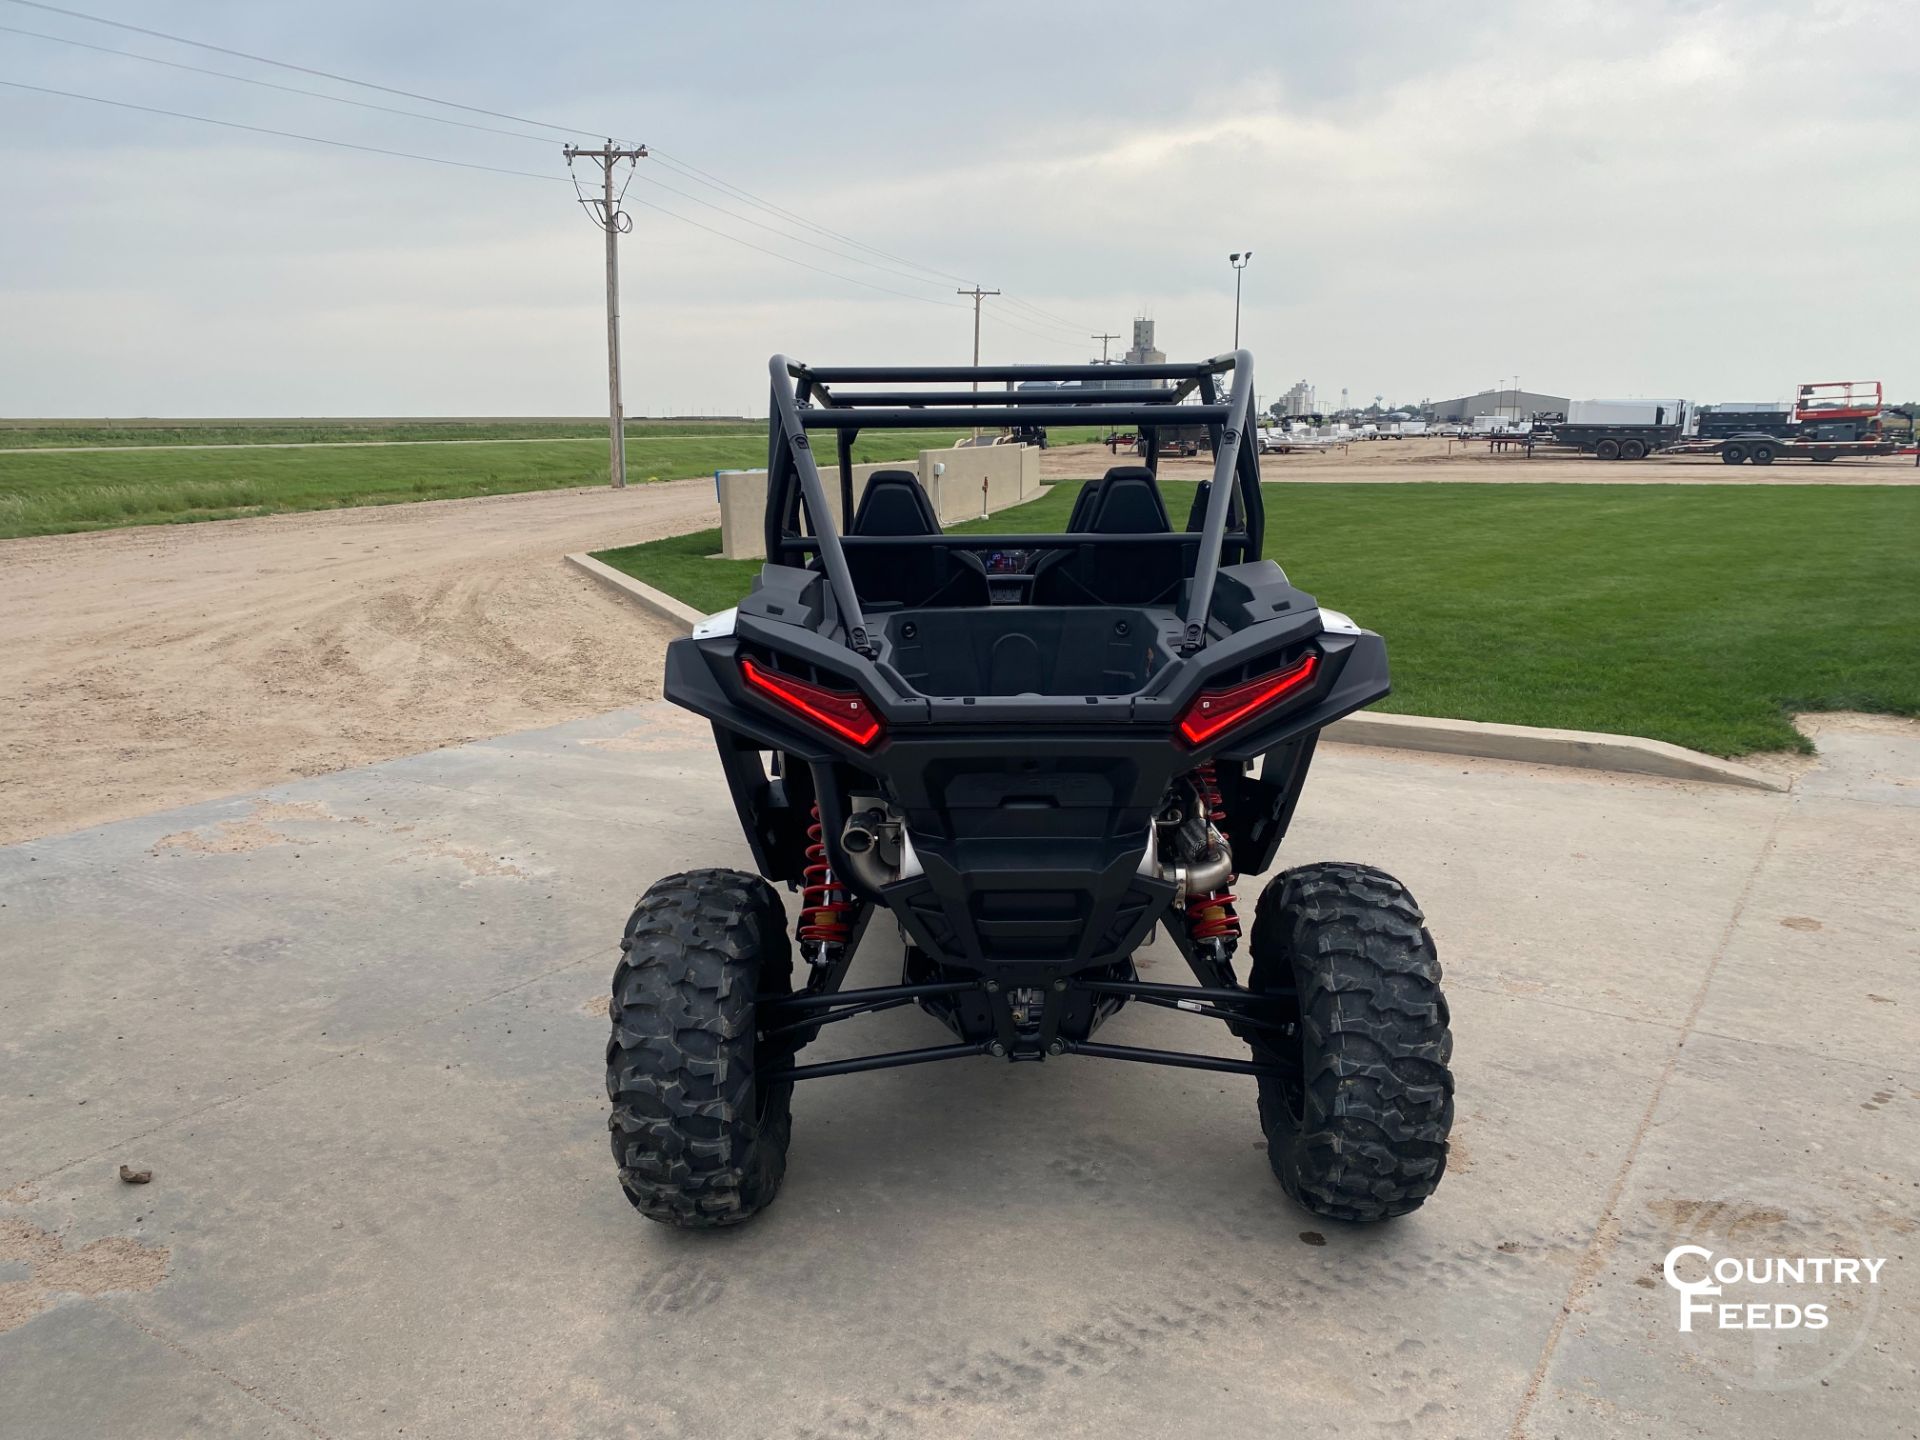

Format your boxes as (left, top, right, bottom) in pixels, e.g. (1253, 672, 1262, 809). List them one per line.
(565, 141, 647, 488)
(1092, 332, 1120, 363)
(956, 286, 1000, 439)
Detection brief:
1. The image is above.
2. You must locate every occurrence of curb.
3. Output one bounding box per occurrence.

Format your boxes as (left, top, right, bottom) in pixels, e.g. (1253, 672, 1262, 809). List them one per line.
(565, 553, 705, 632)
(1323, 712, 1785, 791)
(566, 555, 1785, 793)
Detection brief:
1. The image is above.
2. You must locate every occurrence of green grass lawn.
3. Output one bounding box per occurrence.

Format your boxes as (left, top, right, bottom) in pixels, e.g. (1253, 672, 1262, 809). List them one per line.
(0, 418, 762, 449)
(593, 480, 1920, 756)
(0, 427, 985, 537)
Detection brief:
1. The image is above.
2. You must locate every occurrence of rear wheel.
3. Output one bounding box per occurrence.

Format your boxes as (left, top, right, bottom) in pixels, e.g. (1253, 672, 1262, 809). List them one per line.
(1595, 438, 1621, 460)
(607, 868, 795, 1228)
(1750, 443, 1776, 466)
(1722, 444, 1748, 465)
(1621, 438, 1647, 460)
(1247, 862, 1454, 1222)
(1811, 451, 1837, 463)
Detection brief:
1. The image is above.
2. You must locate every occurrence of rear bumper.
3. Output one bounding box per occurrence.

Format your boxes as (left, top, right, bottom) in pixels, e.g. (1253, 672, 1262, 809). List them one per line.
(663, 611, 1389, 974)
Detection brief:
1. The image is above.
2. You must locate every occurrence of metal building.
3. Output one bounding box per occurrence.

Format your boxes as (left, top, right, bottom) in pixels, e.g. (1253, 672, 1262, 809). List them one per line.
(1424, 388, 1569, 422)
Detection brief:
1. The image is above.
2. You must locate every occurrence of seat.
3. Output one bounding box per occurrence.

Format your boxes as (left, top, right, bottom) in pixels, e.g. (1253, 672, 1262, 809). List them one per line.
(1183, 479, 1211, 532)
(1030, 467, 1187, 606)
(841, 470, 988, 609)
(1087, 466, 1171, 532)
(851, 470, 939, 535)
(1064, 479, 1102, 533)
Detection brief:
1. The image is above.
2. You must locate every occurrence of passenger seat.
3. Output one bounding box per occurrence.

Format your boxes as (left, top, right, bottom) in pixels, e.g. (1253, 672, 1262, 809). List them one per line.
(842, 470, 988, 609)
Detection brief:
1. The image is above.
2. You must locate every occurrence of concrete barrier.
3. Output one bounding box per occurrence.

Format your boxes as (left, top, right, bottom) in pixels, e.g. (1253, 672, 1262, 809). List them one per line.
(716, 443, 1040, 560)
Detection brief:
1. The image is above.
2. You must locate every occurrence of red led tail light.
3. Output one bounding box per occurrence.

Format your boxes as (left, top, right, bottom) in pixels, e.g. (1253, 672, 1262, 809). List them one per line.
(1176, 653, 1320, 747)
(739, 657, 883, 748)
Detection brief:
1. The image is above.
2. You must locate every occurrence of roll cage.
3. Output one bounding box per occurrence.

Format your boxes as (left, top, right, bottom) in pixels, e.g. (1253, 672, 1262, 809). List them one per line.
(763, 351, 1266, 659)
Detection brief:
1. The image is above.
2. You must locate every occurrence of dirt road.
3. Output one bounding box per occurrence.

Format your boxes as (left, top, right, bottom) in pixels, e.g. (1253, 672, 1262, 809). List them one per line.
(1, 481, 718, 843)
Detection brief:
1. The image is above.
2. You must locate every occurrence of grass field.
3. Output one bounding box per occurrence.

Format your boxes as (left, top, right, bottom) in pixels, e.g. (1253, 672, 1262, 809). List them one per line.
(0, 418, 759, 449)
(593, 480, 1920, 756)
(0, 425, 1102, 538)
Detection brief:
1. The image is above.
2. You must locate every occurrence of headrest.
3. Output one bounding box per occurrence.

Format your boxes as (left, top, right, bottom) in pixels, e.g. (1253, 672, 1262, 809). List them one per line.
(1065, 479, 1102, 533)
(851, 470, 940, 536)
(1092, 468, 1171, 533)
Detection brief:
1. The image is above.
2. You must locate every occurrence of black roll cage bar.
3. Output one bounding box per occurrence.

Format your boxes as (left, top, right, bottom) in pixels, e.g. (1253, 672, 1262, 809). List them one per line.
(764, 352, 1265, 656)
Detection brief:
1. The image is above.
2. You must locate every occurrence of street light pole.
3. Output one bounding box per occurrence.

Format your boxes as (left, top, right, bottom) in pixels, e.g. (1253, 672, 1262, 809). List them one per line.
(1229, 251, 1253, 349)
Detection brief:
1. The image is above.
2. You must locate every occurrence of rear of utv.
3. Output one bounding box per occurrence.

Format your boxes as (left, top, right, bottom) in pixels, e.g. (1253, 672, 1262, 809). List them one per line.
(606, 351, 1454, 1228)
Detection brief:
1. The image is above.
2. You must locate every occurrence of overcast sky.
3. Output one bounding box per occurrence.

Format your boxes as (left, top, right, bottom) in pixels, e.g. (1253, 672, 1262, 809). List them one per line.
(2, 0, 1915, 416)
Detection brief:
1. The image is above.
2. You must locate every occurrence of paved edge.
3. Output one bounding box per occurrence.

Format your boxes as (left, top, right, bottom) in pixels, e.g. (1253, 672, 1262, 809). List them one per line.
(565, 552, 705, 631)
(1324, 712, 1785, 791)
(563, 554, 1785, 792)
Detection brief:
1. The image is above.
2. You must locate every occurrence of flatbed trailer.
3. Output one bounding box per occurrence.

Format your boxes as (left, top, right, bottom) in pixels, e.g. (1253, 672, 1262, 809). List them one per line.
(1661, 433, 1910, 466)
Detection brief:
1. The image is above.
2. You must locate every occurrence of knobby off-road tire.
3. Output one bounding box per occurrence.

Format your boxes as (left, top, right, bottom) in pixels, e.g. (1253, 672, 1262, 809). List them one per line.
(607, 868, 794, 1228)
(1247, 862, 1454, 1222)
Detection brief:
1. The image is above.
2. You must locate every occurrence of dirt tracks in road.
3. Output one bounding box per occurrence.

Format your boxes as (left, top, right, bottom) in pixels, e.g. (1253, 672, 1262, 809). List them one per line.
(0, 480, 719, 843)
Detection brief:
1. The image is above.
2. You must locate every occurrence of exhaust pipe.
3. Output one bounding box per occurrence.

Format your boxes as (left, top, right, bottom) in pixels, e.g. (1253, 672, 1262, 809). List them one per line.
(840, 806, 918, 893)
(1157, 823, 1233, 901)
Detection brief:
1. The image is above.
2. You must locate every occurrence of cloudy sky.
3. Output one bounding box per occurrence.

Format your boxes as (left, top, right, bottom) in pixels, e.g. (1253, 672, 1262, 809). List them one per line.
(2, 0, 1915, 416)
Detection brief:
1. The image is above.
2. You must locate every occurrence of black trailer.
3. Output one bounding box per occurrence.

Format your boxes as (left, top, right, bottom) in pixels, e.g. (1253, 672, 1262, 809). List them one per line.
(1553, 404, 1685, 461)
(1664, 433, 1908, 466)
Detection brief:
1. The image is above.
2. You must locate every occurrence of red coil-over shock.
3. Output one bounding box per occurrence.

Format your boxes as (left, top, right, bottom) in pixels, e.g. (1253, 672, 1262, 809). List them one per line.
(798, 803, 855, 948)
(1184, 763, 1241, 945)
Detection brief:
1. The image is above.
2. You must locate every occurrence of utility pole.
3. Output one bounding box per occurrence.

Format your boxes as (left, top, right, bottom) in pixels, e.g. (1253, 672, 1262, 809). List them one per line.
(1092, 332, 1120, 363)
(1229, 251, 1253, 349)
(956, 286, 1002, 380)
(565, 140, 648, 488)
(956, 285, 1000, 439)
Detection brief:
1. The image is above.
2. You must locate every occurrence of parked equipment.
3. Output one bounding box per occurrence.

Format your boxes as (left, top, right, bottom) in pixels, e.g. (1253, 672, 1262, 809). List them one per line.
(1553, 399, 1689, 461)
(1669, 380, 1901, 465)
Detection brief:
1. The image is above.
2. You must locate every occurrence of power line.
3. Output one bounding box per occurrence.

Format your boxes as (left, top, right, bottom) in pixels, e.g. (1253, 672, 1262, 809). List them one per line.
(0, 21, 556, 143)
(0, 78, 978, 311)
(979, 307, 1096, 352)
(1001, 294, 1101, 336)
(625, 192, 967, 308)
(4, 0, 1099, 336)
(628, 169, 961, 297)
(0, 78, 569, 182)
(648, 148, 980, 288)
(2, 0, 621, 141)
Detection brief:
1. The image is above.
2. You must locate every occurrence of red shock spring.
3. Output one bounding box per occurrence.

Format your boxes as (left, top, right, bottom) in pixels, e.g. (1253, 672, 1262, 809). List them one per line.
(798, 803, 855, 946)
(1185, 763, 1241, 944)
(1194, 761, 1227, 825)
(1186, 888, 1241, 941)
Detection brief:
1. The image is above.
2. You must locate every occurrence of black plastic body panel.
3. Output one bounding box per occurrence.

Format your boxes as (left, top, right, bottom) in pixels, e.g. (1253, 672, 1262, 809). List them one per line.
(662, 562, 1389, 981)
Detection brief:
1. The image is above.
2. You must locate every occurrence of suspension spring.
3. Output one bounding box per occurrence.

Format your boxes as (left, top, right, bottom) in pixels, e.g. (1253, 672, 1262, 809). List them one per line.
(1194, 762, 1227, 826)
(1186, 763, 1241, 946)
(798, 803, 855, 947)
(1186, 888, 1241, 942)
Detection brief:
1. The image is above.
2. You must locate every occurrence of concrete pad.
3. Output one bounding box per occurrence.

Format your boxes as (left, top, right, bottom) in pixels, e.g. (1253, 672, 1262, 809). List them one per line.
(1524, 1031, 1918, 1437)
(3, 704, 1915, 1438)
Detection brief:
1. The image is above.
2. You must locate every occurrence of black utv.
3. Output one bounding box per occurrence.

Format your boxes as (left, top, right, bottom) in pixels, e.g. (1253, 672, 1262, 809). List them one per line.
(607, 352, 1454, 1228)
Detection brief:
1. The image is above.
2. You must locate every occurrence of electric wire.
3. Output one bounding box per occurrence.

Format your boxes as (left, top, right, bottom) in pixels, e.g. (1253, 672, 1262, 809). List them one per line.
(0, 78, 570, 182)
(2, 77, 975, 309)
(1, 10, 1101, 330)
(647, 147, 981, 288)
(0, 22, 555, 143)
(2, 0, 623, 141)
